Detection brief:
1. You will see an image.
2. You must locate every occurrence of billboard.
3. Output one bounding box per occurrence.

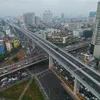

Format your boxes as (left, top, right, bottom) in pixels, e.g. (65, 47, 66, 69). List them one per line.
(13, 40, 20, 48)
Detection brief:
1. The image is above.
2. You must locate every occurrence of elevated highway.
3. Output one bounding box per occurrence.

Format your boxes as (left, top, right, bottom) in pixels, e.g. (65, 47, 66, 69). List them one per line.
(9, 24, 100, 99)
(0, 54, 48, 78)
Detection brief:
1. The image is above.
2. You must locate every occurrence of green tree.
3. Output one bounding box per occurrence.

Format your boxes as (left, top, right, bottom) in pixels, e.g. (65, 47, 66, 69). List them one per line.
(12, 56, 19, 62)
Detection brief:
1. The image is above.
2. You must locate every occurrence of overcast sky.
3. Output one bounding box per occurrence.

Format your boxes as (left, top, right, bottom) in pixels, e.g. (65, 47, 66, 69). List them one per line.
(0, 0, 99, 17)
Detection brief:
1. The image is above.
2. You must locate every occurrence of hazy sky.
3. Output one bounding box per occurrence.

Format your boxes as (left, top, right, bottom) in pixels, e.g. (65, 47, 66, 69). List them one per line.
(0, 0, 99, 17)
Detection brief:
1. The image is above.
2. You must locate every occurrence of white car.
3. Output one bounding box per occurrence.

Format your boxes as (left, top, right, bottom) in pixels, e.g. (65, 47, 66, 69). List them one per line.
(7, 78, 13, 83)
(3, 70, 8, 74)
(1, 77, 7, 82)
(12, 77, 18, 81)
(65, 77, 68, 80)
(22, 72, 27, 76)
(18, 65, 21, 67)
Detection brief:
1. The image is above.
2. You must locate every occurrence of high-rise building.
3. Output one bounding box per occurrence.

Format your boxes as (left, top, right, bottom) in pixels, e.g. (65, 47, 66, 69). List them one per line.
(61, 13, 65, 21)
(88, 11, 96, 23)
(23, 13, 35, 25)
(35, 16, 41, 25)
(43, 10, 52, 24)
(20, 15, 24, 24)
(91, 2, 100, 59)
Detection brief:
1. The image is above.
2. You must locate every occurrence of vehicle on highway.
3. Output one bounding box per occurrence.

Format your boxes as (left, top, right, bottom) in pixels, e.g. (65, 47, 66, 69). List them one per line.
(1, 81, 6, 87)
(1, 77, 7, 82)
(18, 65, 21, 67)
(4, 57, 9, 61)
(55, 46, 59, 51)
(22, 72, 27, 76)
(3, 70, 8, 74)
(11, 66, 16, 70)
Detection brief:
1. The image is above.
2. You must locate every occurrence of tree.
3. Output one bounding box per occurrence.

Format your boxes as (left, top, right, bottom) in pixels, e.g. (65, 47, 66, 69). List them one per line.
(12, 56, 19, 62)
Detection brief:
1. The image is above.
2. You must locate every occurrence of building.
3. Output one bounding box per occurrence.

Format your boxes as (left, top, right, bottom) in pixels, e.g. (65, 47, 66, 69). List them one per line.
(91, 2, 100, 59)
(73, 29, 83, 37)
(88, 11, 96, 23)
(23, 13, 35, 25)
(61, 13, 65, 21)
(20, 15, 24, 24)
(43, 10, 52, 24)
(6, 29, 10, 35)
(66, 22, 83, 31)
(0, 44, 5, 55)
(6, 41, 12, 52)
(35, 16, 41, 25)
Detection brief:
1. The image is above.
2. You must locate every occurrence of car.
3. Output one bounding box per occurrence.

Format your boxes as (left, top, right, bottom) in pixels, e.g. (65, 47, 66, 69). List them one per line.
(11, 66, 16, 70)
(1, 77, 7, 82)
(25, 62, 28, 64)
(65, 77, 68, 80)
(7, 78, 13, 83)
(22, 72, 27, 76)
(1, 81, 6, 87)
(44, 55, 47, 58)
(55, 46, 59, 51)
(12, 77, 18, 81)
(1, 77, 7, 83)
(3, 70, 8, 74)
(18, 65, 21, 67)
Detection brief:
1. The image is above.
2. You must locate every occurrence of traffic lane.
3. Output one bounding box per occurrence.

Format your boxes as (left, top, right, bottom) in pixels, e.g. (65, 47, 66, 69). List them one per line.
(35, 36, 84, 69)
(82, 68, 100, 83)
(37, 70, 73, 100)
(0, 56, 48, 77)
(53, 63, 75, 82)
(37, 37, 100, 84)
(75, 70, 100, 93)
(19, 28, 76, 71)
(37, 70, 72, 100)
(58, 50, 100, 83)
(39, 41, 76, 71)
(39, 40, 100, 93)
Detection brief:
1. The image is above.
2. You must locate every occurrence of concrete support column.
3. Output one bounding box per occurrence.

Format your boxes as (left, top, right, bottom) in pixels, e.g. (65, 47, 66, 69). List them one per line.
(74, 78, 80, 95)
(49, 55, 53, 68)
(15, 29, 19, 39)
(19, 33, 23, 40)
(27, 38, 30, 44)
(32, 42, 35, 49)
(23, 36, 26, 41)
(43, 33, 46, 40)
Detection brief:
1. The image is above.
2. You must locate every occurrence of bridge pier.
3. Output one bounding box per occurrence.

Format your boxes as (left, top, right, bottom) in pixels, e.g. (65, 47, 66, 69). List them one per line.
(74, 78, 80, 95)
(49, 55, 53, 68)
(31, 41, 35, 50)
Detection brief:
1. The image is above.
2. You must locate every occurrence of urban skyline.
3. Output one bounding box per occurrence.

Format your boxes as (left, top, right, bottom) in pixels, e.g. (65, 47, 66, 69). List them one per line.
(0, 0, 99, 17)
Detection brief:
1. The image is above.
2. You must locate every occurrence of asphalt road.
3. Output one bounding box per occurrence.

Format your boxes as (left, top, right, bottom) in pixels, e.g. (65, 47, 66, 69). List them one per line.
(37, 69, 73, 100)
